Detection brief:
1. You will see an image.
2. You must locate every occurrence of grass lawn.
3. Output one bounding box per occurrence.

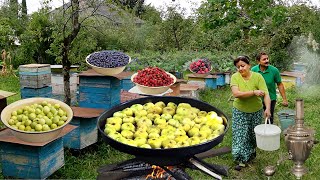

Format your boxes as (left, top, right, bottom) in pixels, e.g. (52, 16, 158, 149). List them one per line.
(0, 74, 320, 179)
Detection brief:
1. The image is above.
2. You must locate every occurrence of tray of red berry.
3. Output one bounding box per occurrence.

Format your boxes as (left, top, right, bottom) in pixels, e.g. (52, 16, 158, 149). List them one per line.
(131, 67, 176, 95)
(189, 59, 212, 77)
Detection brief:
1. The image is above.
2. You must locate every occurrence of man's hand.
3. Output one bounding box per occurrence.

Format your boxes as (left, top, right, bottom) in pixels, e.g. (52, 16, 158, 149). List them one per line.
(282, 100, 288, 107)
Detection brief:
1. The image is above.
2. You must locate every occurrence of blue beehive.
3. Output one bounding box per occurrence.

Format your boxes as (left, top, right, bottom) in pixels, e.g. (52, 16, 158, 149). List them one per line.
(187, 74, 217, 89)
(0, 138, 64, 179)
(215, 73, 226, 86)
(121, 75, 135, 91)
(21, 86, 53, 99)
(63, 107, 104, 150)
(78, 70, 121, 109)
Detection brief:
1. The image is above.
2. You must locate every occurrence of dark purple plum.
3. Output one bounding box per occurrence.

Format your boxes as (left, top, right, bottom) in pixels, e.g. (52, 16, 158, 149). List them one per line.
(87, 50, 130, 68)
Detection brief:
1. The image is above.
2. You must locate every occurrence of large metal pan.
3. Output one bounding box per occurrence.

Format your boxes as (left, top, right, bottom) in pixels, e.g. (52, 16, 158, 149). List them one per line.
(97, 96, 230, 179)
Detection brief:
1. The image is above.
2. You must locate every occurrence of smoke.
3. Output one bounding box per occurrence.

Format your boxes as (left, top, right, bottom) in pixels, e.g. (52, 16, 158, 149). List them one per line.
(288, 33, 320, 100)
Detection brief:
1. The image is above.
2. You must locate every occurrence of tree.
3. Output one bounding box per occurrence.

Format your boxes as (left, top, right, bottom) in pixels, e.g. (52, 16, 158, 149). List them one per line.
(113, 0, 145, 17)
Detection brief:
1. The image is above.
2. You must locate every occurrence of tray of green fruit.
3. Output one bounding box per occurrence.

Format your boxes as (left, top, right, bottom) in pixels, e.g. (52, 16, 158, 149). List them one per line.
(97, 96, 229, 166)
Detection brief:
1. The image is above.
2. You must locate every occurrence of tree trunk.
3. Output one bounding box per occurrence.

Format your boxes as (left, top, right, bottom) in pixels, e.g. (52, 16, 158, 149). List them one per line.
(61, 0, 81, 105)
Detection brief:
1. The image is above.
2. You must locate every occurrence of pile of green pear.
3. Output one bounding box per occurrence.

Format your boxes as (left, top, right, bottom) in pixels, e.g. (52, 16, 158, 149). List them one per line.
(104, 101, 226, 149)
(7, 101, 68, 132)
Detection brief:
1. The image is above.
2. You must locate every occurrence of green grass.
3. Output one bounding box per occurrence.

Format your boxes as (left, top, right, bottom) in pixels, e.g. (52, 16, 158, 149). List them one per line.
(1, 75, 320, 179)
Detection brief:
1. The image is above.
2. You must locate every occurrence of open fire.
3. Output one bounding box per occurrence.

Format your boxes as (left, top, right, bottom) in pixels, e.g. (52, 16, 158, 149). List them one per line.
(97, 147, 231, 180)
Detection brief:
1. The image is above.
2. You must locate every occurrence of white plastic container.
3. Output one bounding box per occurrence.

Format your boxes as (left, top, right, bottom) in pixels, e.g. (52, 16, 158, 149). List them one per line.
(254, 118, 281, 151)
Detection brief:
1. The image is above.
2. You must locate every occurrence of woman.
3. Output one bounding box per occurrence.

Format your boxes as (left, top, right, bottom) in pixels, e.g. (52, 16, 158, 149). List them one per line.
(230, 56, 271, 170)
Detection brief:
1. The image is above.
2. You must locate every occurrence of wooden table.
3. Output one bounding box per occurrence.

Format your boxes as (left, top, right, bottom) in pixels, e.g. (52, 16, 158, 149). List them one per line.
(0, 90, 16, 115)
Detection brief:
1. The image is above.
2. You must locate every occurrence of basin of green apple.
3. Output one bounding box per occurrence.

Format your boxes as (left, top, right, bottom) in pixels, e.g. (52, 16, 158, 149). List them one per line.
(1, 97, 73, 143)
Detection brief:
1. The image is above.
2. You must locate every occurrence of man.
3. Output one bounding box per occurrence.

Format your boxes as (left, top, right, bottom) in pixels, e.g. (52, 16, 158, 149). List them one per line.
(251, 52, 288, 124)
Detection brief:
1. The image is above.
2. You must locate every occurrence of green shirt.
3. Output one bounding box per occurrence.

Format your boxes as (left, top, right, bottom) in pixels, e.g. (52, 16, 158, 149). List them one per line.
(230, 71, 268, 113)
(251, 65, 281, 101)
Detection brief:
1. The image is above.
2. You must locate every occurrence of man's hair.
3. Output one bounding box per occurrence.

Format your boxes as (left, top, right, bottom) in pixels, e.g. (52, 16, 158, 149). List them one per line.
(256, 51, 268, 61)
(234, 55, 250, 66)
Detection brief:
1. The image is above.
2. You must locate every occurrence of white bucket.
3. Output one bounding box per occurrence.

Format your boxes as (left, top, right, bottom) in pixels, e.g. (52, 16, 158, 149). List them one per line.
(254, 118, 281, 151)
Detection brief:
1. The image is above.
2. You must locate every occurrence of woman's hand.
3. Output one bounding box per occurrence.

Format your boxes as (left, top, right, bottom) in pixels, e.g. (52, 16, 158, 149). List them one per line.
(253, 90, 265, 97)
(264, 109, 271, 118)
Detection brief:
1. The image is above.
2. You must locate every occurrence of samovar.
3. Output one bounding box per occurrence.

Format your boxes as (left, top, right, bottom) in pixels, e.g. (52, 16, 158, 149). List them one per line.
(284, 99, 316, 178)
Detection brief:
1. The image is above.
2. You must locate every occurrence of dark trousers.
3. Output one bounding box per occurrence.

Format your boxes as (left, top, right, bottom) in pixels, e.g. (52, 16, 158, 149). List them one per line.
(263, 100, 277, 124)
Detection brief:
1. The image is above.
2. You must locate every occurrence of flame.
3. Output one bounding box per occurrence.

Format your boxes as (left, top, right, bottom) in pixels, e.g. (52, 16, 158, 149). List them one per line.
(145, 165, 174, 179)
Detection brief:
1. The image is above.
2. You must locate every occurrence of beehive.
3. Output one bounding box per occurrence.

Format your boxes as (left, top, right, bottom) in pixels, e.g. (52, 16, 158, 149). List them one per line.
(78, 70, 121, 109)
(20, 86, 52, 99)
(19, 64, 51, 89)
(63, 107, 104, 150)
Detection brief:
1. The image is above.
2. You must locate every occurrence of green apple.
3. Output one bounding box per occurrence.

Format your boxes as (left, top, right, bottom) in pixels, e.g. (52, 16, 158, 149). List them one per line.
(181, 117, 193, 126)
(188, 137, 201, 145)
(113, 111, 126, 118)
(214, 124, 225, 134)
(196, 131, 209, 140)
(200, 125, 213, 135)
(147, 113, 160, 121)
(148, 138, 162, 149)
(161, 128, 175, 136)
(177, 103, 192, 109)
(154, 101, 166, 109)
(194, 116, 207, 124)
(189, 112, 197, 120)
(156, 123, 167, 130)
(136, 118, 152, 127)
(134, 129, 149, 139)
(167, 119, 180, 128)
(134, 109, 148, 117)
(214, 116, 224, 124)
(174, 128, 186, 136)
(162, 107, 176, 116)
(190, 107, 200, 114)
(148, 132, 160, 139)
(121, 122, 135, 132)
(143, 102, 155, 110)
(177, 140, 190, 147)
(166, 102, 177, 110)
(134, 137, 147, 146)
(121, 129, 134, 139)
(115, 136, 128, 144)
(176, 107, 190, 116)
(105, 122, 121, 132)
(122, 116, 135, 123)
(139, 144, 152, 149)
(175, 135, 189, 144)
(207, 132, 220, 140)
(162, 139, 177, 149)
(206, 111, 218, 121)
(127, 139, 138, 147)
(188, 127, 200, 137)
(147, 106, 162, 115)
(197, 111, 208, 117)
(147, 126, 161, 134)
(104, 126, 117, 134)
(160, 113, 172, 120)
(107, 117, 122, 125)
(154, 117, 166, 125)
(173, 114, 183, 122)
(182, 123, 192, 132)
(136, 125, 148, 132)
(122, 108, 133, 116)
(130, 104, 144, 113)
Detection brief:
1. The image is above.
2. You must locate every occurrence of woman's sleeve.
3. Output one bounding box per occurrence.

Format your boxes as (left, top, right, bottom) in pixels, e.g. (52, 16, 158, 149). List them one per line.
(230, 74, 238, 87)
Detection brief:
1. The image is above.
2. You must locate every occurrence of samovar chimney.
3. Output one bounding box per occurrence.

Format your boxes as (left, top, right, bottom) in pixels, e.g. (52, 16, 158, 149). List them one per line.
(284, 99, 316, 179)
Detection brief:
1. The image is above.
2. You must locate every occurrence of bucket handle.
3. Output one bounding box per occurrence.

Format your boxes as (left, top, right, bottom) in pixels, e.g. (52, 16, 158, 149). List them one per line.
(264, 117, 270, 134)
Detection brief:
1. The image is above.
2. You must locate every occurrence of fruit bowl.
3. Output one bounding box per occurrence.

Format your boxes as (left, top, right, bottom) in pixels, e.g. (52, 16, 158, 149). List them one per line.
(131, 72, 177, 95)
(1, 97, 73, 143)
(189, 66, 212, 78)
(85, 52, 131, 76)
